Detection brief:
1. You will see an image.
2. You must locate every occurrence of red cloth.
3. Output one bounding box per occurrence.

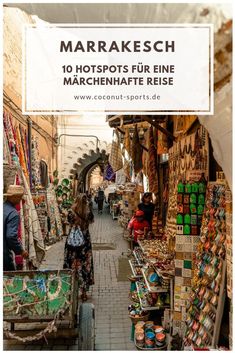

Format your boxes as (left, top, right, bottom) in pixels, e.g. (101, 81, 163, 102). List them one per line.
(128, 218, 149, 242)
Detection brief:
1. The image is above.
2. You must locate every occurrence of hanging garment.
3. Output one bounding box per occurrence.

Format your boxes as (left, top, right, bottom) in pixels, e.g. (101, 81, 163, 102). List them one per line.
(134, 171, 144, 193)
(148, 126, 159, 193)
(19, 125, 29, 171)
(116, 168, 127, 185)
(123, 128, 131, 157)
(21, 172, 45, 268)
(123, 159, 131, 181)
(109, 130, 123, 172)
(31, 136, 41, 187)
(142, 129, 150, 176)
(40, 160, 49, 188)
(15, 125, 29, 181)
(104, 163, 115, 181)
(3, 129, 11, 164)
(46, 185, 63, 241)
(3, 112, 18, 164)
(131, 125, 143, 174)
(157, 122, 168, 154)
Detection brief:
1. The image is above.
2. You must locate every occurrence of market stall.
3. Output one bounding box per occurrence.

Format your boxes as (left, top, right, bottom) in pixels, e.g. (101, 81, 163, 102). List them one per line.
(107, 33, 232, 347)
(3, 109, 63, 268)
(128, 238, 174, 350)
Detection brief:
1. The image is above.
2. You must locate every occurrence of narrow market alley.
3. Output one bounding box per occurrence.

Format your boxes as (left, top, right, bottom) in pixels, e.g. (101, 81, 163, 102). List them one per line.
(4, 203, 135, 351)
(3, 4, 233, 351)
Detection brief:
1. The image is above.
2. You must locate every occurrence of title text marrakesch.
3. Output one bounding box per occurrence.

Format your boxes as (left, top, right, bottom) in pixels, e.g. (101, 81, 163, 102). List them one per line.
(60, 40, 175, 53)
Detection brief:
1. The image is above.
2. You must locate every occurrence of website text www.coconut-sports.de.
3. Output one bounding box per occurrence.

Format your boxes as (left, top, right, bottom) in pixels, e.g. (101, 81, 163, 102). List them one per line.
(74, 94, 160, 101)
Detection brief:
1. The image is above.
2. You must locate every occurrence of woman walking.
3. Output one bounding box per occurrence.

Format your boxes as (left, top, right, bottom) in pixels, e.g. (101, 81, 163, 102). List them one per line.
(63, 194, 94, 301)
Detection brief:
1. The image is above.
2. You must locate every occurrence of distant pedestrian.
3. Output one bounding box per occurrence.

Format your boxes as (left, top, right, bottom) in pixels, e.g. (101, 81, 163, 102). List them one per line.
(96, 187, 105, 214)
(3, 185, 29, 271)
(87, 193, 93, 212)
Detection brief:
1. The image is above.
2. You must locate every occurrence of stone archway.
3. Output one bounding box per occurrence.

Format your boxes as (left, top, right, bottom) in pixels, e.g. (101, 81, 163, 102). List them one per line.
(70, 148, 109, 193)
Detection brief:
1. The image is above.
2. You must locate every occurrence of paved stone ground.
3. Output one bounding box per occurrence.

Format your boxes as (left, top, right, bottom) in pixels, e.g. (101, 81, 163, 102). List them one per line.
(3, 203, 135, 351)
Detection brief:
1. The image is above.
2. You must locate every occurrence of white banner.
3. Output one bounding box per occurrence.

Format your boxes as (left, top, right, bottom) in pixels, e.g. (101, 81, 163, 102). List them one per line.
(23, 24, 213, 115)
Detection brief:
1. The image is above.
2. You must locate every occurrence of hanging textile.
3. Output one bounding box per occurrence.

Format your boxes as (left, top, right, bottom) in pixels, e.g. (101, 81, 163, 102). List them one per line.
(134, 171, 144, 193)
(3, 111, 18, 164)
(31, 136, 41, 187)
(123, 159, 131, 181)
(15, 125, 29, 181)
(157, 122, 168, 154)
(123, 128, 131, 157)
(3, 129, 11, 165)
(104, 163, 115, 181)
(46, 184, 63, 242)
(19, 125, 29, 171)
(32, 189, 48, 241)
(109, 130, 123, 172)
(147, 126, 159, 193)
(131, 125, 143, 174)
(40, 160, 49, 188)
(115, 168, 127, 185)
(21, 172, 45, 268)
(142, 128, 150, 176)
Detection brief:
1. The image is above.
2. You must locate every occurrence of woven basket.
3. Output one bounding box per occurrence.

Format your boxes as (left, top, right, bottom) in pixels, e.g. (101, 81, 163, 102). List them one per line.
(135, 339, 167, 351)
(129, 312, 149, 324)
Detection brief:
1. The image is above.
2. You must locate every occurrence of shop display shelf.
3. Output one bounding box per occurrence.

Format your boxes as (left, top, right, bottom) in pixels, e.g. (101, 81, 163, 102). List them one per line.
(135, 281, 169, 311)
(133, 249, 145, 266)
(141, 268, 168, 293)
(138, 240, 172, 262)
(129, 260, 143, 279)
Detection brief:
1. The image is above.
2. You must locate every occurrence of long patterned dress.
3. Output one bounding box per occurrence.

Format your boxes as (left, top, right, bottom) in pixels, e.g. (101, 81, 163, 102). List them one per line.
(63, 212, 94, 292)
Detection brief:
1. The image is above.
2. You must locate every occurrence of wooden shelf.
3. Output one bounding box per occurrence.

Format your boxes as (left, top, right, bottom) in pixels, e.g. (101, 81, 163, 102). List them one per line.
(141, 268, 168, 294)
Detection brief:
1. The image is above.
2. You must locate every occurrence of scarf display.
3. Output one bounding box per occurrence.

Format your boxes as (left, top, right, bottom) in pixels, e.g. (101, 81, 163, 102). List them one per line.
(147, 126, 159, 193)
(131, 125, 143, 174)
(3, 110, 63, 268)
(21, 172, 45, 268)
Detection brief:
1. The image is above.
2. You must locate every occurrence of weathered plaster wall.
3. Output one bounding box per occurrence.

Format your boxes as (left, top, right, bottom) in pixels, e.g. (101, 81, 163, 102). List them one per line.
(3, 7, 57, 174)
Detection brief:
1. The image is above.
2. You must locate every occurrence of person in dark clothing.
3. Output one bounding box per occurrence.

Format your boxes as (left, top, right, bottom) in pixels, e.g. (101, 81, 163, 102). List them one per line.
(87, 194, 93, 212)
(138, 192, 155, 230)
(96, 188, 105, 214)
(3, 185, 28, 271)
